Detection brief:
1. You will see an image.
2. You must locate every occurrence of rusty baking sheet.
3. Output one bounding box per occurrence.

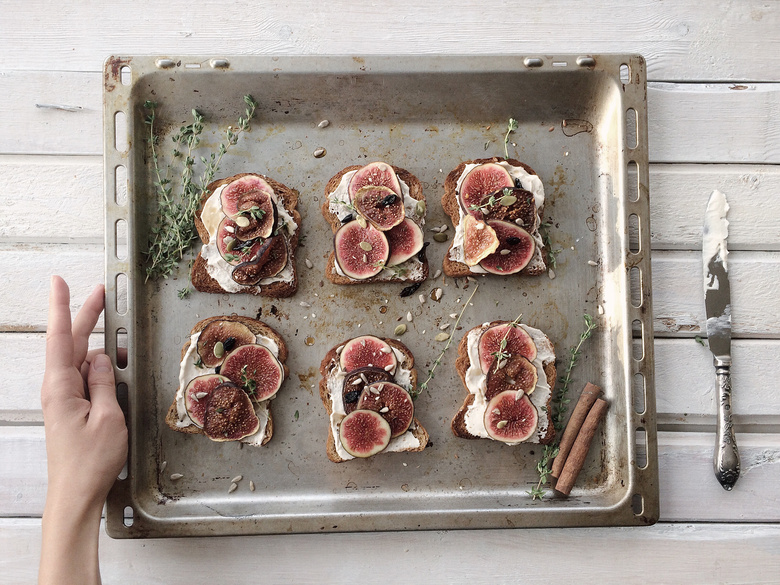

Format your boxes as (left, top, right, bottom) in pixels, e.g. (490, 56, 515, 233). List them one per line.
(103, 55, 657, 537)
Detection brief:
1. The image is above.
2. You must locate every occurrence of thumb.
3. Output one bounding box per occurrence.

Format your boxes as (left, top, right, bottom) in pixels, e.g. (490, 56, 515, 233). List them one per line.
(87, 353, 120, 411)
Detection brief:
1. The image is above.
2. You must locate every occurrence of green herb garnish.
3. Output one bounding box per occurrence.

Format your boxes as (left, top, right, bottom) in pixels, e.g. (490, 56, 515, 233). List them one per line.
(504, 117, 518, 159)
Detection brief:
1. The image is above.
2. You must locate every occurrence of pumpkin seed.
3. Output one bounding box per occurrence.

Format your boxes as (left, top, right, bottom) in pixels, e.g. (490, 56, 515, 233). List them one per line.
(433, 232, 448, 243)
(394, 324, 407, 336)
(235, 216, 250, 228)
(356, 215, 367, 228)
(435, 332, 450, 342)
(359, 241, 373, 251)
(415, 200, 426, 216)
(225, 236, 237, 251)
(500, 194, 517, 206)
(213, 341, 225, 358)
(379, 406, 390, 413)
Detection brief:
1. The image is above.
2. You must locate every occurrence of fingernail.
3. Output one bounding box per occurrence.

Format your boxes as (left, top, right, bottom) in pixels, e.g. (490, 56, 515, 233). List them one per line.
(93, 353, 113, 372)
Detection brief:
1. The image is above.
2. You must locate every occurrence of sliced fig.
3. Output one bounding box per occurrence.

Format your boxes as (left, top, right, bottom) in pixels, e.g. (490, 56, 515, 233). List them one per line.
(479, 220, 535, 275)
(462, 214, 499, 266)
(342, 367, 393, 415)
(334, 221, 389, 280)
(478, 323, 537, 373)
(196, 319, 256, 368)
(339, 409, 392, 457)
(385, 218, 425, 266)
(485, 355, 539, 401)
(183, 374, 230, 427)
(221, 344, 284, 402)
(216, 218, 264, 266)
(231, 235, 288, 285)
(234, 190, 276, 240)
(347, 162, 402, 202)
(220, 175, 274, 217)
(203, 382, 261, 442)
(353, 185, 405, 231)
(484, 390, 538, 443)
(357, 382, 414, 438)
(480, 188, 536, 228)
(459, 163, 514, 217)
(339, 336, 397, 373)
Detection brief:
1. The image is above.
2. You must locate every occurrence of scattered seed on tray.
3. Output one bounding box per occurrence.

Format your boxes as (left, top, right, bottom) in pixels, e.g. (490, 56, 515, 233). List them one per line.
(418, 294, 426, 304)
(160, 461, 168, 473)
(313, 147, 326, 158)
(433, 233, 448, 243)
(228, 482, 238, 493)
(435, 332, 450, 342)
(433, 269, 442, 279)
(231, 475, 243, 484)
(300, 301, 311, 308)
(249, 481, 256, 491)
(406, 311, 413, 322)
(170, 473, 184, 481)
(305, 258, 313, 269)
(318, 119, 330, 128)
(439, 323, 451, 330)
(394, 324, 407, 336)
(588, 260, 598, 266)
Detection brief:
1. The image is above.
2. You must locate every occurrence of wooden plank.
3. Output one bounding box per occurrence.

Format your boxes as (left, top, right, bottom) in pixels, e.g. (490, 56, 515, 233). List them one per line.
(0, 428, 47, 518)
(3, 70, 780, 163)
(2, 0, 780, 80)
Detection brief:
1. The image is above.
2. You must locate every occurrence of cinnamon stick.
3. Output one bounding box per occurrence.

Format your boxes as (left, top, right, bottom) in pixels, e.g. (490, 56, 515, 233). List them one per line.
(554, 398, 609, 496)
(551, 383, 602, 479)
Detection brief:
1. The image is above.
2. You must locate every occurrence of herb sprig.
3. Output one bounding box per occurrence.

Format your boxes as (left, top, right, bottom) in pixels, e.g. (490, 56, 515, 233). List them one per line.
(469, 188, 518, 214)
(490, 313, 524, 373)
(539, 221, 561, 271)
(529, 314, 597, 500)
(504, 118, 519, 159)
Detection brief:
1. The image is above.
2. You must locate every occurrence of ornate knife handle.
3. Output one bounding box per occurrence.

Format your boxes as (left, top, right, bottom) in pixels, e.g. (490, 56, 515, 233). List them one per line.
(714, 359, 740, 490)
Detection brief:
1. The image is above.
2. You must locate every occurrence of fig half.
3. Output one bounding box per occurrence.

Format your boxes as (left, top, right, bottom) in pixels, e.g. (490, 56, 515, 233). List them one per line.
(234, 189, 276, 240)
(459, 163, 514, 217)
(348, 162, 402, 202)
(478, 323, 537, 373)
(342, 367, 393, 415)
(484, 390, 538, 443)
(221, 344, 284, 402)
(357, 382, 414, 438)
(339, 335, 397, 373)
(385, 218, 425, 266)
(231, 236, 288, 285)
(480, 188, 536, 228)
(334, 221, 389, 280)
(462, 214, 499, 266)
(353, 185, 405, 231)
(183, 374, 230, 427)
(485, 354, 539, 401)
(479, 220, 535, 275)
(196, 320, 256, 368)
(339, 409, 392, 458)
(220, 175, 274, 217)
(203, 382, 261, 442)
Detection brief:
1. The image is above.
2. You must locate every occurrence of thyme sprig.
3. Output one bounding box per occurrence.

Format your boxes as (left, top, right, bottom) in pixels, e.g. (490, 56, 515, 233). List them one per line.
(529, 313, 598, 500)
(416, 284, 479, 397)
(504, 118, 519, 159)
(374, 261, 409, 277)
(143, 95, 258, 282)
(490, 313, 523, 373)
(539, 221, 561, 271)
(469, 188, 517, 214)
(236, 205, 266, 222)
(240, 364, 257, 398)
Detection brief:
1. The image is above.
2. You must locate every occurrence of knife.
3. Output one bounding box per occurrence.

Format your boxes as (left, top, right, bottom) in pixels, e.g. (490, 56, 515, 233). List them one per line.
(703, 189, 739, 490)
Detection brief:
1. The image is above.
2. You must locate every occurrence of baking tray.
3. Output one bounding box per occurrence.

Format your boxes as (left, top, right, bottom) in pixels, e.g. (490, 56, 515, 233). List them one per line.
(103, 55, 657, 537)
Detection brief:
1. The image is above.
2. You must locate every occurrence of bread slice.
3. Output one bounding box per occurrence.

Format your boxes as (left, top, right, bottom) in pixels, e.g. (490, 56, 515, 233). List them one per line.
(319, 336, 429, 462)
(450, 320, 556, 445)
(165, 315, 289, 446)
(321, 164, 429, 285)
(191, 173, 301, 298)
(441, 157, 547, 278)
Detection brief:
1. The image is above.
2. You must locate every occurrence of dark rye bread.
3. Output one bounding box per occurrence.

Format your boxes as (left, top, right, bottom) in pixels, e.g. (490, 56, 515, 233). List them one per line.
(319, 337, 429, 463)
(321, 164, 429, 285)
(191, 173, 301, 298)
(441, 157, 547, 278)
(450, 321, 556, 445)
(165, 315, 289, 446)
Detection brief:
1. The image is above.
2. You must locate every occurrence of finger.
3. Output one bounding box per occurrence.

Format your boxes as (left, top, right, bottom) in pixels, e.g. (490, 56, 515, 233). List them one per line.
(86, 353, 121, 413)
(72, 284, 105, 368)
(45, 275, 74, 371)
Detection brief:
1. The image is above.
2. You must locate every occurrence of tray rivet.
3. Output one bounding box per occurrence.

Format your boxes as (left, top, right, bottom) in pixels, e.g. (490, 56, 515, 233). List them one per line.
(577, 56, 597, 68)
(155, 58, 176, 69)
(210, 59, 230, 69)
(523, 57, 543, 68)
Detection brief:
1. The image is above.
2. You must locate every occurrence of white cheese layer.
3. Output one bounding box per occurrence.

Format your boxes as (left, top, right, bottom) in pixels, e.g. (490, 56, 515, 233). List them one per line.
(703, 189, 730, 281)
(462, 323, 554, 445)
(175, 330, 281, 445)
(327, 346, 420, 461)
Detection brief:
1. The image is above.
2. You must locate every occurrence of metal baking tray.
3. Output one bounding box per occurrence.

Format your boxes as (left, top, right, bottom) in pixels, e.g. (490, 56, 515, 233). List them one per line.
(103, 55, 657, 537)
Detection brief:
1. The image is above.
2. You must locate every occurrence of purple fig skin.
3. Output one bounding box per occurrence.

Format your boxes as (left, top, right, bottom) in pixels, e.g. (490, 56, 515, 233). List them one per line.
(485, 354, 538, 401)
(339, 409, 392, 457)
(184, 374, 230, 427)
(479, 220, 535, 275)
(220, 175, 274, 217)
(484, 390, 538, 443)
(220, 344, 284, 402)
(203, 383, 261, 442)
(234, 190, 276, 240)
(342, 367, 393, 415)
(478, 323, 537, 373)
(196, 320, 256, 368)
(333, 221, 390, 280)
(217, 218, 265, 267)
(356, 382, 414, 438)
(231, 235, 288, 285)
(347, 162, 402, 202)
(385, 218, 425, 266)
(459, 163, 514, 217)
(339, 336, 397, 373)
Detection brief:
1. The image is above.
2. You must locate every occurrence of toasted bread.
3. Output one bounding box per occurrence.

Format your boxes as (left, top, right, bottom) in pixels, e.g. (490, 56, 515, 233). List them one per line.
(165, 315, 289, 446)
(441, 157, 547, 278)
(191, 173, 301, 298)
(319, 336, 429, 462)
(450, 320, 556, 445)
(321, 164, 429, 285)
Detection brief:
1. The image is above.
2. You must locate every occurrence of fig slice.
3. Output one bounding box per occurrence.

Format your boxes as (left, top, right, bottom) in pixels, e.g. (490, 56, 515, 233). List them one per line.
(459, 163, 514, 217)
(353, 185, 405, 231)
(485, 354, 539, 401)
(385, 218, 425, 266)
(220, 175, 274, 217)
(478, 323, 537, 373)
(339, 409, 392, 457)
(183, 374, 230, 427)
(484, 390, 538, 443)
(480, 187, 537, 228)
(347, 161, 402, 202)
(217, 218, 265, 266)
(339, 335, 397, 373)
(357, 382, 414, 438)
(462, 214, 499, 266)
(342, 366, 393, 415)
(196, 320, 256, 368)
(220, 344, 284, 402)
(234, 190, 276, 240)
(479, 220, 536, 275)
(334, 221, 390, 280)
(203, 382, 261, 442)
(231, 235, 288, 285)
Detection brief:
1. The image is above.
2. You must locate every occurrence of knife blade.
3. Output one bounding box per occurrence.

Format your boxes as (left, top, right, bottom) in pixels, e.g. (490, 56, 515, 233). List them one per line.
(703, 189, 739, 490)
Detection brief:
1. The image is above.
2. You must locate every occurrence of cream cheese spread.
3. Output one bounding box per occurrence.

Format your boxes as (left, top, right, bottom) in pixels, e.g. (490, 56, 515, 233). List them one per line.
(703, 189, 730, 282)
(175, 330, 281, 446)
(326, 346, 420, 461)
(199, 182, 299, 292)
(448, 161, 546, 273)
(462, 323, 554, 445)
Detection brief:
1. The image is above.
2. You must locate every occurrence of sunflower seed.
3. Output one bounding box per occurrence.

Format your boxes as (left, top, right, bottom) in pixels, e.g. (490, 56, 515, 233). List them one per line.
(160, 461, 168, 473)
(497, 420, 509, 429)
(170, 473, 184, 481)
(305, 258, 313, 269)
(433, 288, 443, 301)
(514, 218, 525, 226)
(228, 482, 238, 493)
(433, 232, 448, 243)
(475, 222, 484, 230)
(418, 294, 426, 304)
(379, 406, 390, 413)
(235, 216, 250, 228)
(350, 377, 363, 386)
(249, 480, 256, 491)
(439, 322, 451, 330)
(313, 147, 326, 158)
(449, 313, 458, 319)
(359, 241, 372, 251)
(300, 301, 312, 308)
(406, 311, 413, 322)
(384, 364, 395, 372)
(500, 249, 511, 255)
(225, 225, 236, 233)
(492, 408, 501, 415)
(548, 268, 556, 280)
(213, 341, 225, 358)
(360, 373, 369, 384)
(587, 260, 598, 266)
(435, 332, 450, 342)
(394, 324, 407, 336)
(336, 344, 345, 354)
(433, 269, 442, 279)
(363, 253, 368, 264)
(439, 225, 448, 233)
(356, 215, 367, 228)
(317, 119, 330, 128)
(231, 475, 243, 483)
(195, 391, 208, 400)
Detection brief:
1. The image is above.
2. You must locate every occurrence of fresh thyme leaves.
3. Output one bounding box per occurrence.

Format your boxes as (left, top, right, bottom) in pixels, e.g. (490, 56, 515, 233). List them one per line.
(143, 95, 258, 283)
(223, 253, 241, 263)
(504, 117, 519, 159)
(374, 261, 409, 277)
(416, 284, 479, 397)
(539, 221, 561, 270)
(240, 364, 257, 397)
(695, 336, 706, 346)
(177, 287, 192, 300)
(491, 313, 523, 373)
(236, 205, 266, 221)
(529, 314, 598, 500)
(194, 356, 204, 369)
(333, 198, 358, 214)
(469, 188, 517, 214)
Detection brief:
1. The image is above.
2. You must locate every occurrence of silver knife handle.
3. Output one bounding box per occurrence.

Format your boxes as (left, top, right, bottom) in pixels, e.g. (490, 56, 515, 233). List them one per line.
(714, 359, 740, 490)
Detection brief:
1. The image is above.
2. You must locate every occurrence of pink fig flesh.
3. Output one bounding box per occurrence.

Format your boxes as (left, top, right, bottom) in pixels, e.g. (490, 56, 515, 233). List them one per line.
(459, 163, 514, 217)
(342, 367, 393, 415)
(333, 221, 389, 280)
(478, 323, 537, 373)
(339, 409, 392, 457)
(203, 383, 261, 442)
(347, 162, 402, 202)
(217, 218, 265, 266)
(385, 218, 425, 266)
(339, 336, 397, 373)
(220, 344, 284, 402)
(479, 220, 535, 275)
(353, 185, 405, 231)
(234, 190, 276, 240)
(220, 175, 274, 217)
(356, 382, 414, 438)
(184, 374, 230, 427)
(196, 319, 256, 368)
(484, 390, 538, 443)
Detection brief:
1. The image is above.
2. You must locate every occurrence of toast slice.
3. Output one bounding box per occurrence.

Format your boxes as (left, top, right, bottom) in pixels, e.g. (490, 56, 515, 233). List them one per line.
(191, 173, 301, 298)
(165, 315, 289, 446)
(451, 320, 556, 445)
(441, 157, 547, 278)
(321, 164, 429, 285)
(319, 336, 429, 462)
